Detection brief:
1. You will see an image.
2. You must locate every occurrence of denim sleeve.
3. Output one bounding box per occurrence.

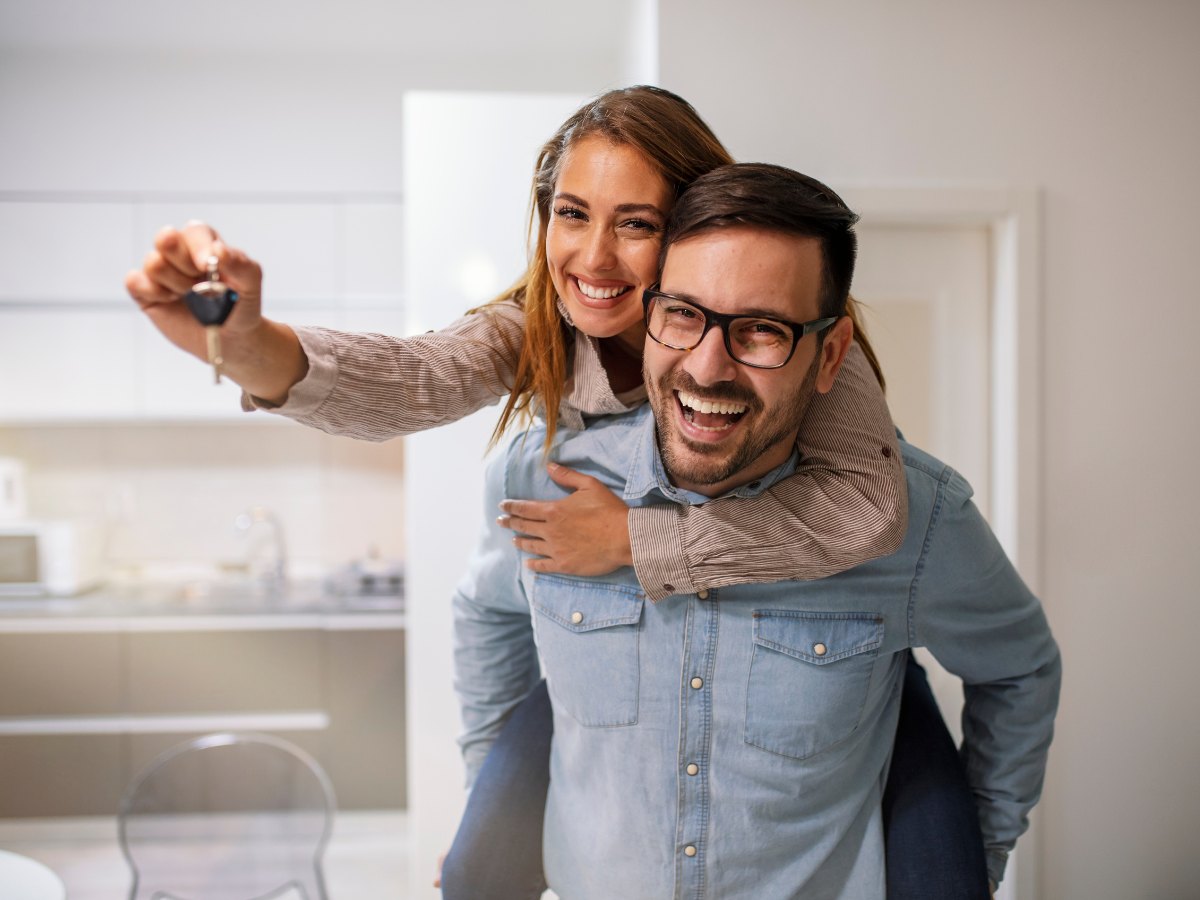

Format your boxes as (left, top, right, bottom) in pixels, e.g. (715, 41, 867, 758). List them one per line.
(910, 466, 1062, 887)
(452, 446, 542, 789)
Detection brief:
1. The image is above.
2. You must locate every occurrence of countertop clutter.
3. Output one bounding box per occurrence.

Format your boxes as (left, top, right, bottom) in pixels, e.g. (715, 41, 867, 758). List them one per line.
(0, 573, 404, 631)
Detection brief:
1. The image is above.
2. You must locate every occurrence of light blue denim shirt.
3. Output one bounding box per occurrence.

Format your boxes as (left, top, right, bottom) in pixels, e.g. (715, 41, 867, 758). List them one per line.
(453, 405, 1060, 898)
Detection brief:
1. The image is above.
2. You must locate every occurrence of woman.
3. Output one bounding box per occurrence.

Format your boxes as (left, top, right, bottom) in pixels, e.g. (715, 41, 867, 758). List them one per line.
(126, 86, 989, 899)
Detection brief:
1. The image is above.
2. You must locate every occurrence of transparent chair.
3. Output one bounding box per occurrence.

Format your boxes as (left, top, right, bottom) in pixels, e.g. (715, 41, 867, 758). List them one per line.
(118, 732, 336, 900)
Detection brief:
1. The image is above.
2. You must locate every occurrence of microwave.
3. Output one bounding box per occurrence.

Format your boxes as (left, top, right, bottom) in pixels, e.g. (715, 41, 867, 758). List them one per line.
(0, 519, 105, 597)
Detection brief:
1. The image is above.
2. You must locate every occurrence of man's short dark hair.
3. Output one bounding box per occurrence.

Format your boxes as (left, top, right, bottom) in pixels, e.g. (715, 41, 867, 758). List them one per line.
(661, 163, 859, 319)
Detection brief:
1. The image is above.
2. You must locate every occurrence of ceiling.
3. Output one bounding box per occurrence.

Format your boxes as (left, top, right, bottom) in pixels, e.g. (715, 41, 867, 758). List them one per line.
(0, 0, 637, 55)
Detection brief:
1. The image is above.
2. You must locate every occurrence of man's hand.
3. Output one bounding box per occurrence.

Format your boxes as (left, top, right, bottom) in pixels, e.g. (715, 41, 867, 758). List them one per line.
(433, 851, 446, 889)
(499, 463, 633, 575)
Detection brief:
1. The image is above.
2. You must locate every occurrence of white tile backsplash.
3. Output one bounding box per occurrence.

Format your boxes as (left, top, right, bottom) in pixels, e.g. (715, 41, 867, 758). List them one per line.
(0, 420, 404, 573)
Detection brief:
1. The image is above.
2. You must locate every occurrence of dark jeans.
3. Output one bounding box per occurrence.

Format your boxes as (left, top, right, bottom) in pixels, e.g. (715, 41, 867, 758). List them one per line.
(442, 657, 989, 899)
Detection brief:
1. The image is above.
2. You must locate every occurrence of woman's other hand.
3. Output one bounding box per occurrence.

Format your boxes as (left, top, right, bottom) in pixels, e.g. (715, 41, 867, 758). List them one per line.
(124, 222, 306, 403)
(500, 463, 633, 576)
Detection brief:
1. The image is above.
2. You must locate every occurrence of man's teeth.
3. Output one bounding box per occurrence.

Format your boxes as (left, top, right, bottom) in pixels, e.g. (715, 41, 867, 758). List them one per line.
(576, 279, 630, 300)
(677, 391, 748, 416)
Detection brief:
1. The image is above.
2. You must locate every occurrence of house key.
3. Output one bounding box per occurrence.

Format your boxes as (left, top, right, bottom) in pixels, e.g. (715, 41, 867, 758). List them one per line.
(184, 255, 239, 384)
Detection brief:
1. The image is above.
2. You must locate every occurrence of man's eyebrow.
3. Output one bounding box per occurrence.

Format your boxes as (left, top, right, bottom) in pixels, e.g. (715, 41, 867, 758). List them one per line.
(658, 289, 793, 320)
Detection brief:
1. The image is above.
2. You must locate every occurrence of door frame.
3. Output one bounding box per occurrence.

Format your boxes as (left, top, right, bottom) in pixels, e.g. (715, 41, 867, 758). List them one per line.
(842, 185, 1043, 900)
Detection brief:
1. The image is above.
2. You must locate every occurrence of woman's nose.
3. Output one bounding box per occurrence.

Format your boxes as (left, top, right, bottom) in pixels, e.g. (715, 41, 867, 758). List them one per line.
(582, 227, 618, 271)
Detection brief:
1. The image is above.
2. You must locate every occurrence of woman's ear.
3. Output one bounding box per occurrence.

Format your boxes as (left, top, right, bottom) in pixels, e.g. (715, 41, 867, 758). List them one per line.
(814, 316, 855, 394)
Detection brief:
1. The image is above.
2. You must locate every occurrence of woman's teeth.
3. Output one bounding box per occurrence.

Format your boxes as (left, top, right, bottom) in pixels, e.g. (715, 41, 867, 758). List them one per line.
(575, 278, 631, 300)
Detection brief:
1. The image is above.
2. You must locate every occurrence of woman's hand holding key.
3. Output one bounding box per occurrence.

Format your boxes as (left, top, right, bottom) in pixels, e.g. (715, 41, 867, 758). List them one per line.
(125, 222, 308, 404)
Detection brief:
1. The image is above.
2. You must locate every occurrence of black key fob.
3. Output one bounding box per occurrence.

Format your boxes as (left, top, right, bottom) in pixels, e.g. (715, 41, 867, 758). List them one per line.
(185, 280, 239, 326)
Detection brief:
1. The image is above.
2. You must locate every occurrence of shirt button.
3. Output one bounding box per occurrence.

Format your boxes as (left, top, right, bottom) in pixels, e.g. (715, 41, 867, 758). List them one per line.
(662, 583, 675, 593)
(813, 642, 828, 657)
(686, 763, 699, 776)
(690, 676, 704, 690)
(697, 589, 710, 600)
(684, 845, 697, 857)
(571, 611, 584, 625)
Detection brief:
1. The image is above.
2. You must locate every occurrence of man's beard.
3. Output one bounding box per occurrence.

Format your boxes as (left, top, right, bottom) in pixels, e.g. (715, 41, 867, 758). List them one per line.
(650, 353, 822, 490)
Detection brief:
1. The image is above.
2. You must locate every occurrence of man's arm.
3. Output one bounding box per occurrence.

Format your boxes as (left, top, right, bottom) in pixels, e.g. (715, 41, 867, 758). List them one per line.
(452, 445, 543, 787)
(911, 465, 1061, 888)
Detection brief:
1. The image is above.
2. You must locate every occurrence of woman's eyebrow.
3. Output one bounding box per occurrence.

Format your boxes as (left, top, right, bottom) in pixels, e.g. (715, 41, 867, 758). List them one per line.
(554, 193, 665, 219)
(615, 202, 665, 216)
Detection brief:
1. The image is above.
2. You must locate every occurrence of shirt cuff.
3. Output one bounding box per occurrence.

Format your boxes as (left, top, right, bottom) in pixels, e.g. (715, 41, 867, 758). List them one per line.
(239, 325, 338, 417)
(986, 849, 1009, 890)
(629, 505, 693, 602)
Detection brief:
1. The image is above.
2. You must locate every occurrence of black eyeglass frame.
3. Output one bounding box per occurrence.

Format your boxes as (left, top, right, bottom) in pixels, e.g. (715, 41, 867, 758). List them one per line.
(642, 286, 838, 370)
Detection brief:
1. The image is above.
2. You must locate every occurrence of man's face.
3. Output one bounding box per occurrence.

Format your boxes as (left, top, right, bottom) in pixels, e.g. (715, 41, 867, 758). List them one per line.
(644, 226, 852, 497)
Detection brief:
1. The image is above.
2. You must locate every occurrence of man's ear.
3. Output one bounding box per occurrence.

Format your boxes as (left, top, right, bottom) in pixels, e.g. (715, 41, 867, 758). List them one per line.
(814, 316, 855, 394)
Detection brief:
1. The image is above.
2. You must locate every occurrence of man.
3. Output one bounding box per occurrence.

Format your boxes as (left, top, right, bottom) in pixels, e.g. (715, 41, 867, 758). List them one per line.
(453, 163, 1060, 899)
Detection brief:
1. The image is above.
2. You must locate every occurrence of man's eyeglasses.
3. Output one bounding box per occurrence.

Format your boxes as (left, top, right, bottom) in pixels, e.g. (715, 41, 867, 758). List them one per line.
(642, 287, 837, 370)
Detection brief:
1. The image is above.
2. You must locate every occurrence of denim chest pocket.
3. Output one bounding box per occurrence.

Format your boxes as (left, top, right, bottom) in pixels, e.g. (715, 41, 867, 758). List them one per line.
(744, 611, 884, 760)
(531, 574, 645, 727)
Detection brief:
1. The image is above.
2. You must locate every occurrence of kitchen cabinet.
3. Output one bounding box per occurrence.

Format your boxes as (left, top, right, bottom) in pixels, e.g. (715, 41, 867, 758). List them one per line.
(0, 611, 406, 817)
(0, 202, 135, 305)
(0, 193, 403, 423)
(0, 308, 141, 420)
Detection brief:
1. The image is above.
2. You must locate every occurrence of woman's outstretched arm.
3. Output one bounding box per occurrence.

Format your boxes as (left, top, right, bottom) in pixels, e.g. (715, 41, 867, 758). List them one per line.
(127, 222, 528, 439)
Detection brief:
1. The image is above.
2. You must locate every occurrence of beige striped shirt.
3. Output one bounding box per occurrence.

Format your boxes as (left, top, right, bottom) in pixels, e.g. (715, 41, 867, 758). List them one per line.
(245, 298, 907, 601)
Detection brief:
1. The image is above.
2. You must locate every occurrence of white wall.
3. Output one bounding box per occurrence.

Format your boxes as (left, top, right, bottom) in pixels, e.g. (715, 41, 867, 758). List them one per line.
(658, 1, 1200, 898)
(0, 423, 405, 570)
(0, 46, 610, 195)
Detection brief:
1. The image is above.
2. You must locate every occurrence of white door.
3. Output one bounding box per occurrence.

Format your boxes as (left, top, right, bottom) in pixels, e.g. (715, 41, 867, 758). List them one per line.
(852, 222, 992, 745)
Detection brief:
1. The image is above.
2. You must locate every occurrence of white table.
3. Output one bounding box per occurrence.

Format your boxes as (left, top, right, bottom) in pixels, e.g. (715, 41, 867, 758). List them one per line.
(0, 849, 66, 899)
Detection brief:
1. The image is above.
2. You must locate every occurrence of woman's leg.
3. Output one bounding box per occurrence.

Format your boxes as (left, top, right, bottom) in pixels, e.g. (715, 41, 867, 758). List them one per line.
(441, 679, 552, 900)
(883, 655, 991, 899)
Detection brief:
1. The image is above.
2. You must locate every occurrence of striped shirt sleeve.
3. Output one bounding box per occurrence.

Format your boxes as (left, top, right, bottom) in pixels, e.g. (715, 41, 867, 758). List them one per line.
(242, 300, 526, 440)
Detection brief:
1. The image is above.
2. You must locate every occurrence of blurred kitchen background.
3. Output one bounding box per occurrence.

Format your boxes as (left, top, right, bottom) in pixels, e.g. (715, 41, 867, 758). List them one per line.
(1, 1, 1198, 899)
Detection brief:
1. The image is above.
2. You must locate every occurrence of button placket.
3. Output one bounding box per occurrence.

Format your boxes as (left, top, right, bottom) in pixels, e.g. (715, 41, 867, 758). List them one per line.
(677, 592, 719, 893)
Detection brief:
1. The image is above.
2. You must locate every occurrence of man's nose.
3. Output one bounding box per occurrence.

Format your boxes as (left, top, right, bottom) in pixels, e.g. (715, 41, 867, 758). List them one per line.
(683, 324, 740, 386)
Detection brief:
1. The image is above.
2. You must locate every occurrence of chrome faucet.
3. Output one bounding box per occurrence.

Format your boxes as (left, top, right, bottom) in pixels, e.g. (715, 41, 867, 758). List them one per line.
(234, 506, 288, 593)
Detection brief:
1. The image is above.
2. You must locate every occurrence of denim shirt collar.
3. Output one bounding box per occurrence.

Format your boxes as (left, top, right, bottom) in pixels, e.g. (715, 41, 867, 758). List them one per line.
(621, 405, 800, 506)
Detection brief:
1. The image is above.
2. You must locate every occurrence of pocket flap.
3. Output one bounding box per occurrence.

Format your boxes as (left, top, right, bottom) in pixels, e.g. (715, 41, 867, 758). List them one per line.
(532, 574, 645, 633)
(752, 611, 883, 665)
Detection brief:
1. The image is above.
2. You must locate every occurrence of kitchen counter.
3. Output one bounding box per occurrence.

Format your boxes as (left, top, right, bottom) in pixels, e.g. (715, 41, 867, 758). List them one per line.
(0, 581, 405, 633)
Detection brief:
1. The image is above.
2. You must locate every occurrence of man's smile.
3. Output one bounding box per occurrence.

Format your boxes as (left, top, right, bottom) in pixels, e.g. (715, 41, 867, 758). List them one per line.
(674, 389, 750, 440)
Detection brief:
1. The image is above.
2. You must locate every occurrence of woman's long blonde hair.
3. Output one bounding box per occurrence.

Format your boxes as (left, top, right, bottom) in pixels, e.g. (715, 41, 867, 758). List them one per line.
(482, 86, 884, 450)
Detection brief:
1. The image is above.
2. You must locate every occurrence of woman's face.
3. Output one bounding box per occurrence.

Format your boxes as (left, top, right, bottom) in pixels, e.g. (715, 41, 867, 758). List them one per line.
(545, 134, 674, 352)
